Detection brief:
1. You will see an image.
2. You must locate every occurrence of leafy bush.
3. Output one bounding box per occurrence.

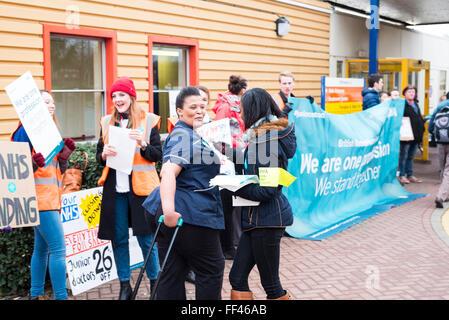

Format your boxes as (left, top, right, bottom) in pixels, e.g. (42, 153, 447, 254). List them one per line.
(68, 142, 104, 189)
(0, 227, 34, 297)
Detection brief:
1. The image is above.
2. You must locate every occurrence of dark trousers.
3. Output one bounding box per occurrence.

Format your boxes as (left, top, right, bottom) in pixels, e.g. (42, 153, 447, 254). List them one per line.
(219, 189, 236, 253)
(156, 223, 225, 300)
(229, 228, 285, 299)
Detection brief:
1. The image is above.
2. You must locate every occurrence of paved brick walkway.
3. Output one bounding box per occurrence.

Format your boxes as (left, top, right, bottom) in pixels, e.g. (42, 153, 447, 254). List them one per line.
(70, 147, 449, 300)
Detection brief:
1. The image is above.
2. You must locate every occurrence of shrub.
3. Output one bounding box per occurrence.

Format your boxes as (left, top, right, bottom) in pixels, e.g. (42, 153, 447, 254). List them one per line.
(68, 142, 104, 189)
(0, 227, 34, 297)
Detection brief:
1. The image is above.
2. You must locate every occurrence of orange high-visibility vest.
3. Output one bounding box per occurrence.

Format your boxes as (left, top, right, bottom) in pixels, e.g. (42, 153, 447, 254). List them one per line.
(167, 117, 178, 134)
(97, 112, 161, 196)
(272, 92, 285, 110)
(10, 124, 62, 211)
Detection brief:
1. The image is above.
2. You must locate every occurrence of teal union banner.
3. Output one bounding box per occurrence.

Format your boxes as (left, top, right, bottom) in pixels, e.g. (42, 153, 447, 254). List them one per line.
(284, 98, 426, 240)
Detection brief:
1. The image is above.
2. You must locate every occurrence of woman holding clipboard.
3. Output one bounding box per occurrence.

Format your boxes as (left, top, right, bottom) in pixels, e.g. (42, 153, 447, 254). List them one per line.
(96, 77, 162, 300)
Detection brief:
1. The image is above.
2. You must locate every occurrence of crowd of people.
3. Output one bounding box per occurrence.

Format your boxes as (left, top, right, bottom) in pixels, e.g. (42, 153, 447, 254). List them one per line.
(362, 74, 426, 186)
(6, 68, 448, 300)
(363, 73, 449, 208)
(8, 72, 298, 301)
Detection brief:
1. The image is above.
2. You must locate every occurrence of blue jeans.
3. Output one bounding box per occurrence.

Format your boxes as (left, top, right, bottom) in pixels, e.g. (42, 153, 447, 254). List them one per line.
(113, 192, 159, 281)
(399, 142, 418, 177)
(30, 210, 67, 300)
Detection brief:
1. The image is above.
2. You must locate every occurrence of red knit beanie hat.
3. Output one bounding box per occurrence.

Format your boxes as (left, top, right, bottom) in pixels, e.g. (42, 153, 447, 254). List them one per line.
(110, 77, 136, 99)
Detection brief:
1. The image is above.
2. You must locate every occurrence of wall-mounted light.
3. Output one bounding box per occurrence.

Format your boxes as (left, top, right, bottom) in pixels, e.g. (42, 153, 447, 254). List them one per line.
(275, 16, 290, 37)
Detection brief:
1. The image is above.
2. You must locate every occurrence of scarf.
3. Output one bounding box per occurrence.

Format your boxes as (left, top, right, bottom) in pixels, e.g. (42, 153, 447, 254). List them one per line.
(243, 114, 278, 142)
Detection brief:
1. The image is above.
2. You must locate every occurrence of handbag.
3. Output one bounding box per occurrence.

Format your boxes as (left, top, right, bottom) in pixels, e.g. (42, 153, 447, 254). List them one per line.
(62, 151, 88, 194)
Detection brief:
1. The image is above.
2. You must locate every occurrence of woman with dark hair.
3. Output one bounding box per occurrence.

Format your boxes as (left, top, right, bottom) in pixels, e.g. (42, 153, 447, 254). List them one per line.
(213, 75, 248, 260)
(398, 85, 425, 184)
(228, 88, 296, 300)
(145, 86, 225, 299)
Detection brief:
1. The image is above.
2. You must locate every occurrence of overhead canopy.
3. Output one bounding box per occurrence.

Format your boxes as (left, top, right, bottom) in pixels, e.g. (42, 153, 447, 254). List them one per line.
(325, 0, 449, 25)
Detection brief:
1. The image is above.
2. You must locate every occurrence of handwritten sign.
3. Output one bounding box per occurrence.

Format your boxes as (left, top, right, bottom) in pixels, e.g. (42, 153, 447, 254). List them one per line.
(196, 118, 232, 146)
(61, 187, 144, 295)
(61, 187, 116, 295)
(0, 142, 39, 228)
(5, 72, 64, 166)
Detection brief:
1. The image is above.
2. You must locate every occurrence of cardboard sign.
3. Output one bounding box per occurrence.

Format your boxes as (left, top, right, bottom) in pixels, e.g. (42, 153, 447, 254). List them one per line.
(0, 141, 39, 229)
(196, 118, 232, 146)
(61, 187, 144, 295)
(61, 187, 116, 295)
(5, 72, 64, 166)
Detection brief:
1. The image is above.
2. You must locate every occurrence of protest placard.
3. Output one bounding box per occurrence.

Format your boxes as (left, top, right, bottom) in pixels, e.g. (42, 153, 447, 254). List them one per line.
(61, 187, 144, 295)
(61, 187, 116, 295)
(5, 72, 64, 167)
(196, 118, 232, 146)
(197, 118, 235, 174)
(0, 141, 39, 228)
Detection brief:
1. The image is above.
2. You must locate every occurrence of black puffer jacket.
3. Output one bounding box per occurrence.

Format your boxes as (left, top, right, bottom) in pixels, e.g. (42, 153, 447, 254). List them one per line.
(234, 118, 296, 231)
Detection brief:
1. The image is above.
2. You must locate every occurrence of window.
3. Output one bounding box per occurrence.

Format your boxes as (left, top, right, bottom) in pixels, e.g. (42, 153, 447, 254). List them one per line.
(148, 35, 199, 135)
(336, 60, 343, 78)
(153, 45, 188, 133)
(50, 36, 104, 140)
(440, 70, 447, 98)
(43, 25, 117, 140)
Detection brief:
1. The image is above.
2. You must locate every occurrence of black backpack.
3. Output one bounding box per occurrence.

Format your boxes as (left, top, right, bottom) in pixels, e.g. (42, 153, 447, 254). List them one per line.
(434, 106, 449, 143)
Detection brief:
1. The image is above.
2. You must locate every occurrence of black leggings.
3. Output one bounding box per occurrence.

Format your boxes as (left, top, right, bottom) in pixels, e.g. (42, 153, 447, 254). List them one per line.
(156, 222, 225, 300)
(229, 228, 285, 299)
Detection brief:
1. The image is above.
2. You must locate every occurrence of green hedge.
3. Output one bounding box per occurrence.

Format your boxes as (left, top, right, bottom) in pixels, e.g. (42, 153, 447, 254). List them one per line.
(0, 228, 34, 297)
(68, 142, 104, 189)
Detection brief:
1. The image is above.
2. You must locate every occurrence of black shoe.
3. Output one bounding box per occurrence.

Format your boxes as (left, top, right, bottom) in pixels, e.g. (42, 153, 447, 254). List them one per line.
(435, 198, 443, 208)
(185, 270, 196, 284)
(118, 281, 132, 300)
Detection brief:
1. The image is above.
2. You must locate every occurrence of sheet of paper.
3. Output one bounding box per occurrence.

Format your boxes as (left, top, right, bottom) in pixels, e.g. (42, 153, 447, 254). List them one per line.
(209, 175, 259, 192)
(400, 116, 414, 141)
(5, 71, 63, 166)
(258, 167, 296, 187)
(106, 126, 137, 175)
(232, 196, 260, 207)
(169, 90, 181, 118)
(218, 155, 235, 175)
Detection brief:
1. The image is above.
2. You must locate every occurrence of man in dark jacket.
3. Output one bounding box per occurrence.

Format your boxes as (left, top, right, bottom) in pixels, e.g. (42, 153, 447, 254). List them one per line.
(362, 73, 383, 110)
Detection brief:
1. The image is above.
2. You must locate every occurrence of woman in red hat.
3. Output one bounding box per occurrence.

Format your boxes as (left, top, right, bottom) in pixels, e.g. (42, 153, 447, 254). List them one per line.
(96, 77, 162, 299)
